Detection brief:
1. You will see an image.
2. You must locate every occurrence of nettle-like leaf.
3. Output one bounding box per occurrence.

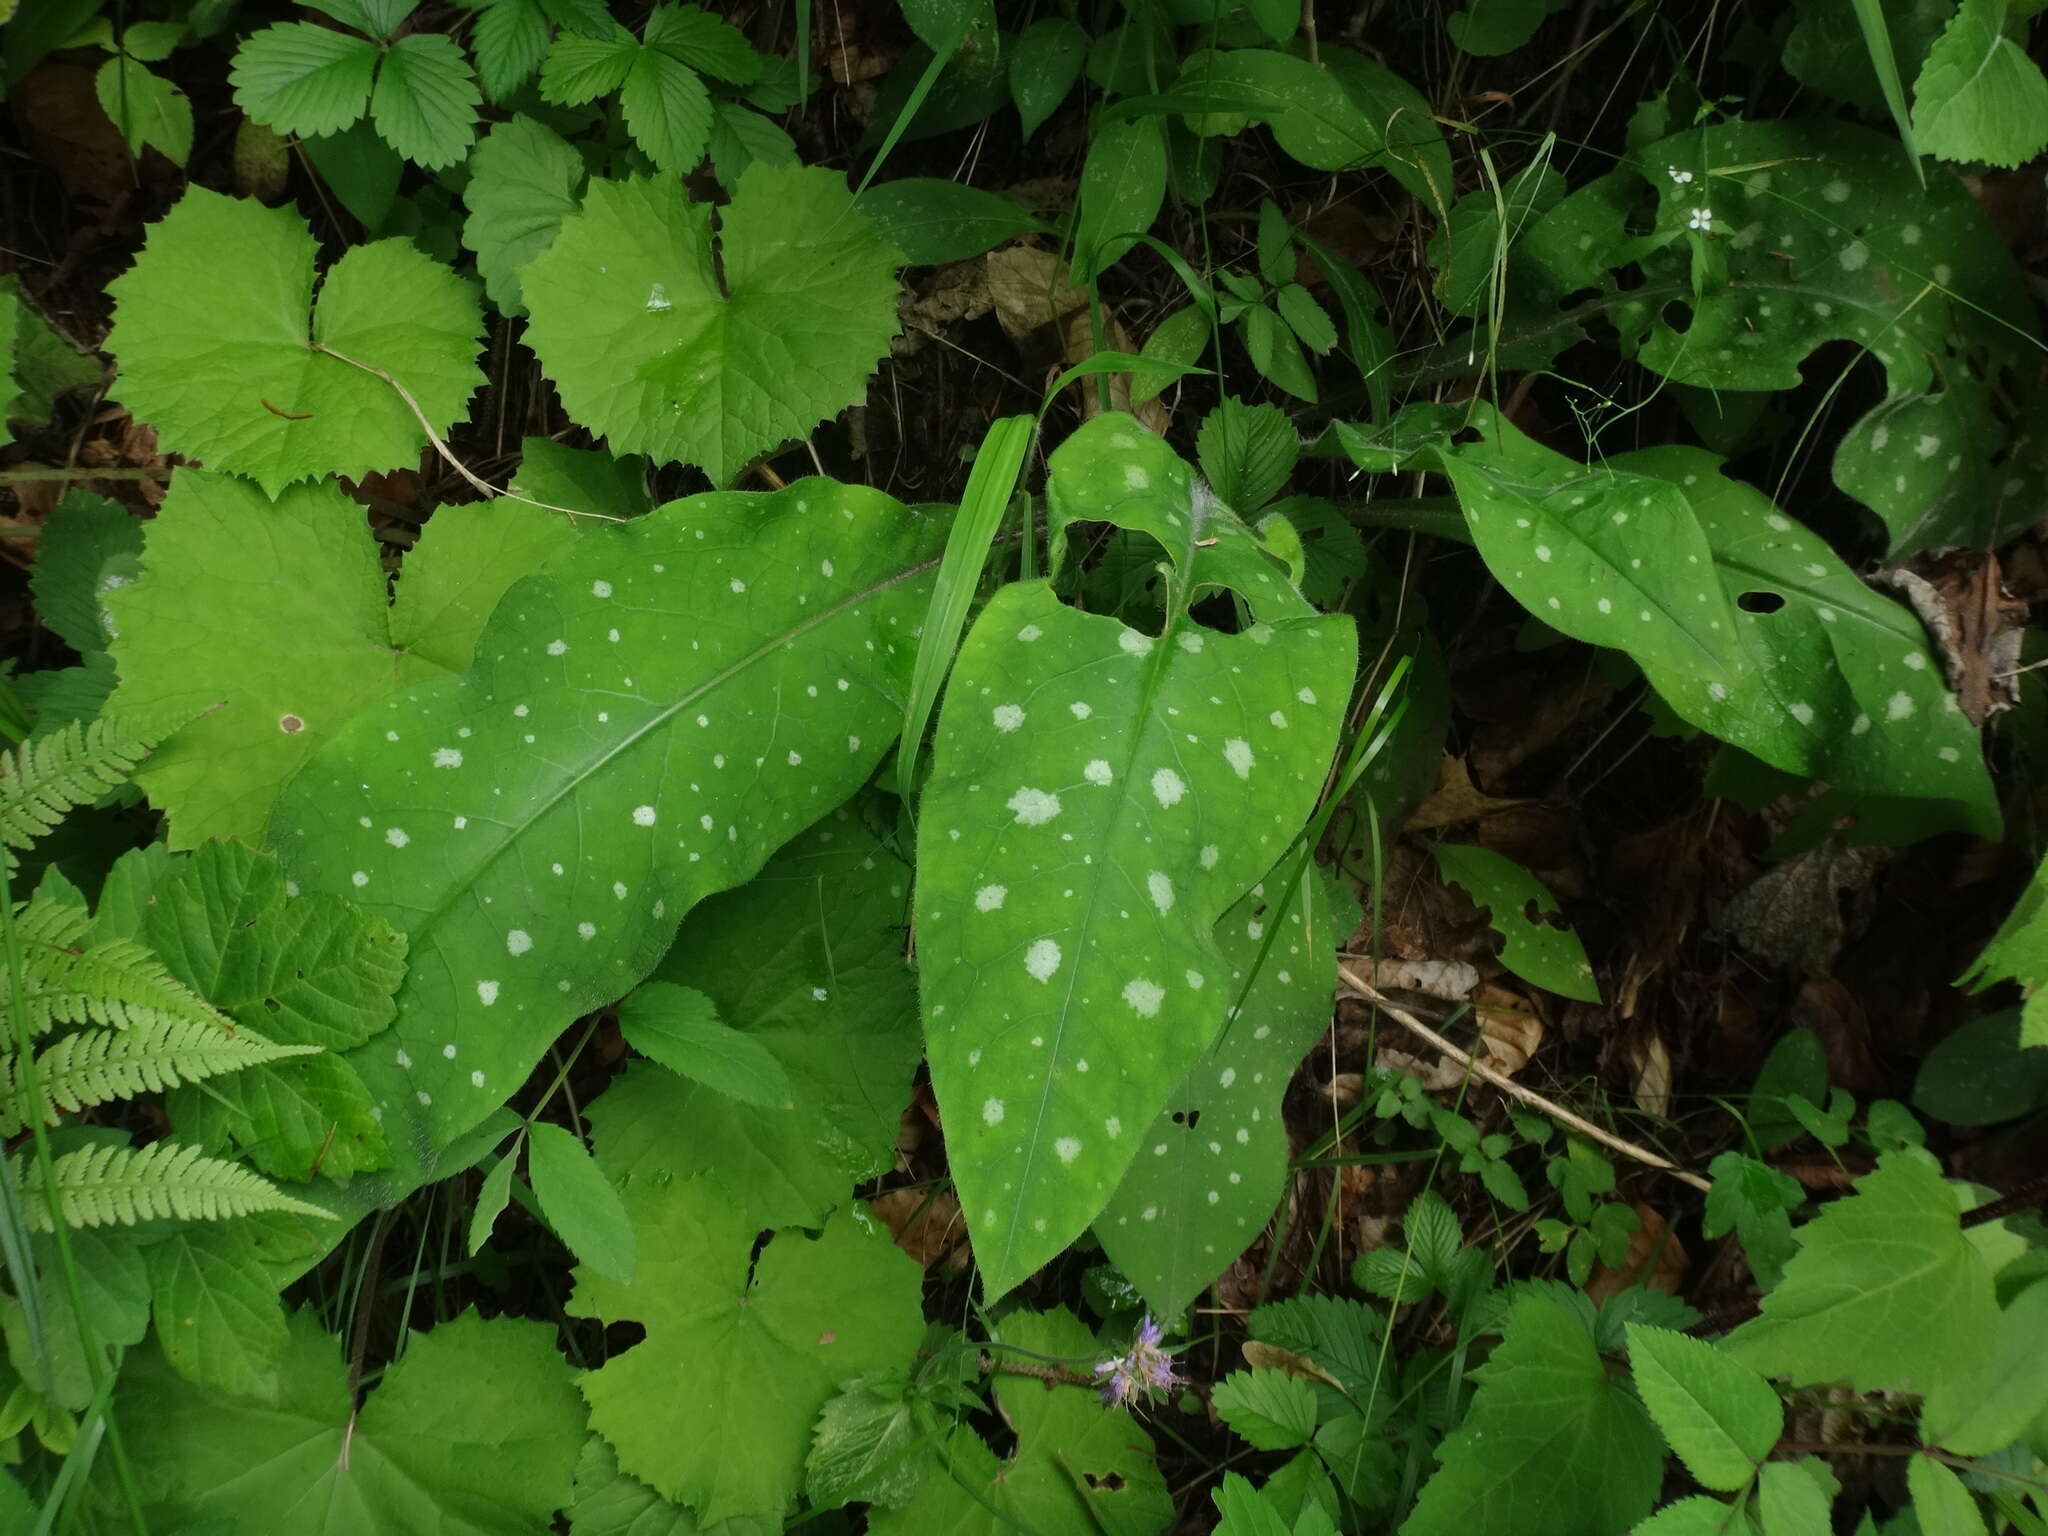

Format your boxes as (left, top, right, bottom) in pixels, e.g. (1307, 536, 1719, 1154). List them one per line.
(120, 1309, 584, 1534)
(104, 189, 485, 495)
(150, 840, 407, 1181)
(1097, 868, 1351, 1318)
(1911, 0, 2048, 168)
(461, 115, 587, 316)
(1340, 409, 1997, 836)
(1724, 1153, 1998, 1395)
(567, 1173, 924, 1526)
(270, 480, 940, 1186)
(1529, 119, 2038, 555)
(582, 801, 920, 1228)
(1404, 1295, 1663, 1536)
(919, 576, 1352, 1296)
(869, 1309, 1174, 1536)
(1625, 1324, 1783, 1492)
(521, 165, 902, 486)
(107, 473, 575, 847)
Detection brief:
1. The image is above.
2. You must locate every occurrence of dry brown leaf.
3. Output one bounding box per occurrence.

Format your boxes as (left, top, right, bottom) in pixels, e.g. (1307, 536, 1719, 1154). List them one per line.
(869, 1187, 968, 1273)
(1404, 755, 1526, 832)
(1475, 984, 1541, 1076)
(1347, 957, 1479, 1004)
(1883, 550, 2027, 725)
(1241, 1340, 1344, 1391)
(1628, 1033, 1673, 1119)
(986, 246, 1091, 343)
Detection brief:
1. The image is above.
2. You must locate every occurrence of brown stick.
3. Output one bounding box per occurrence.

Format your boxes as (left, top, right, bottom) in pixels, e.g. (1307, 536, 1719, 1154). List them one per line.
(1337, 963, 1712, 1193)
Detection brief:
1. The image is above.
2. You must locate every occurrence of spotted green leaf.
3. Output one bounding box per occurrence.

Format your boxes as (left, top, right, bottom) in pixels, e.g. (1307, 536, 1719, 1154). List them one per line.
(589, 803, 920, 1228)
(1574, 120, 2036, 554)
(567, 1174, 924, 1525)
(918, 579, 1352, 1298)
(520, 165, 901, 486)
(107, 472, 576, 847)
(104, 188, 485, 496)
(1432, 844, 1598, 1003)
(1097, 867, 1351, 1318)
(868, 1309, 1173, 1536)
(270, 481, 940, 1189)
(1047, 412, 1314, 622)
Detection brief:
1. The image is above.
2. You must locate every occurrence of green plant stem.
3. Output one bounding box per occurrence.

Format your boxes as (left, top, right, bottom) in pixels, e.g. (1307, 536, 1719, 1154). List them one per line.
(1332, 496, 1470, 543)
(0, 877, 151, 1533)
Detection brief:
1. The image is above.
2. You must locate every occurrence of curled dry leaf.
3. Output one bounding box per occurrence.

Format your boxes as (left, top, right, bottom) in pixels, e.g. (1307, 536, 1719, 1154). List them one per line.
(1241, 1340, 1345, 1392)
(1475, 983, 1542, 1077)
(1404, 754, 1527, 833)
(1628, 1033, 1674, 1119)
(868, 1188, 969, 1274)
(1343, 956, 1481, 1004)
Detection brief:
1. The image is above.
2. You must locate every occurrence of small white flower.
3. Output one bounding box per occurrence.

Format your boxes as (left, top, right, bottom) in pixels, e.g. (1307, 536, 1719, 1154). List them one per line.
(1666, 166, 1694, 184)
(1688, 206, 1713, 231)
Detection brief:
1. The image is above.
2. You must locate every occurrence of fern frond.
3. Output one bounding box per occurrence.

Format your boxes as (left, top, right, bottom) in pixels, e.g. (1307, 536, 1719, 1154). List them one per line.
(0, 1018, 320, 1135)
(4, 894, 235, 1038)
(17, 1140, 333, 1232)
(0, 713, 169, 863)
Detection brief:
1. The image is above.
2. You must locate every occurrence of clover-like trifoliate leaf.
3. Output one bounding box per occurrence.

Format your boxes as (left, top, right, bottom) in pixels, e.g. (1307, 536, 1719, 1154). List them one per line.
(918, 581, 1352, 1298)
(1912, 0, 2048, 168)
(228, 22, 379, 140)
(270, 480, 940, 1188)
(1723, 1153, 1998, 1396)
(589, 802, 920, 1227)
(106, 472, 575, 847)
(1558, 120, 2038, 554)
(1048, 412, 1314, 621)
(152, 840, 407, 1181)
(1404, 1295, 1663, 1536)
(868, 1309, 1173, 1536)
(521, 165, 902, 486)
(567, 1174, 924, 1525)
(1097, 867, 1351, 1318)
(104, 188, 485, 495)
(121, 1309, 584, 1535)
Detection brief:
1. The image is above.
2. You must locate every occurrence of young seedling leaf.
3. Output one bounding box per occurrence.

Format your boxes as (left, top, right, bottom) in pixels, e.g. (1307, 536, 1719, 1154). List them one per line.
(271, 482, 939, 1192)
(521, 166, 901, 485)
(589, 803, 920, 1228)
(527, 1121, 636, 1285)
(918, 580, 1352, 1297)
(567, 1173, 923, 1525)
(104, 188, 485, 495)
(1198, 396, 1300, 512)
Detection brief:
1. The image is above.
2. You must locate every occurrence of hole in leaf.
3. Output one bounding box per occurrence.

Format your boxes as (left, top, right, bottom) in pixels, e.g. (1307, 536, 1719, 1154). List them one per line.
(1659, 299, 1694, 335)
(263, 997, 280, 1012)
(1521, 899, 1572, 932)
(1170, 1108, 1202, 1129)
(1083, 1471, 1128, 1492)
(1737, 589, 1785, 614)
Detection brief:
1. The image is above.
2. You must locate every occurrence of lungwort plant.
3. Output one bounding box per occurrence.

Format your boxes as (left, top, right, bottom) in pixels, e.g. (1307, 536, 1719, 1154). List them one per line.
(0, 0, 2044, 1530)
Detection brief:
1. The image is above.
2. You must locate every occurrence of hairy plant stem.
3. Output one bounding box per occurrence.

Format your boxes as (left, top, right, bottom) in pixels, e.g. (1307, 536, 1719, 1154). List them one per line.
(0, 874, 151, 1531)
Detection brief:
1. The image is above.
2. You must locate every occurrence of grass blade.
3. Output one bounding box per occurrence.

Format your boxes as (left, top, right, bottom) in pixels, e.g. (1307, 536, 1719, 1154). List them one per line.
(1850, 0, 1927, 184)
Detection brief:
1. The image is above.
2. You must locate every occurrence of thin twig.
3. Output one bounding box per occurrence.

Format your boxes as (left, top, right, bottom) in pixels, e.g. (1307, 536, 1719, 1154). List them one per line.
(1337, 964, 1712, 1192)
(0, 467, 172, 483)
(313, 343, 628, 523)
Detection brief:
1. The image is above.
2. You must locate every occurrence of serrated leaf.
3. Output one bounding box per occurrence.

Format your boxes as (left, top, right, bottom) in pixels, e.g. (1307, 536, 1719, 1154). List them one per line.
(869, 1309, 1173, 1536)
(468, 1144, 517, 1254)
(229, 22, 378, 139)
(1626, 1324, 1782, 1491)
(270, 481, 939, 1188)
(1912, 0, 2048, 167)
(106, 473, 573, 846)
(1432, 843, 1598, 1002)
(1428, 163, 1564, 316)
(1198, 397, 1300, 512)
(539, 21, 638, 102)
(510, 437, 654, 523)
(620, 47, 712, 173)
(96, 55, 192, 165)
(568, 1174, 924, 1525)
(104, 188, 484, 495)
(1757, 1461, 1835, 1536)
(1275, 283, 1336, 352)
(1214, 1369, 1319, 1450)
(645, 4, 761, 83)
(1961, 853, 2047, 1048)
(1907, 1453, 1988, 1536)
(590, 804, 920, 1228)
(1096, 867, 1350, 1318)
(123, 1309, 585, 1535)
(309, 0, 410, 39)
(805, 1375, 934, 1511)
(462, 116, 586, 315)
(569, 1435, 699, 1535)
(472, 0, 551, 99)
(1921, 1279, 2048, 1454)
(615, 980, 792, 1107)
(856, 179, 1045, 265)
(522, 166, 901, 485)
(527, 1121, 636, 1284)
(919, 579, 1352, 1297)
(30, 491, 139, 655)
(146, 1223, 286, 1395)
(1723, 1153, 1997, 1395)
(1249, 1294, 1386, 1403)
(1010, 17, 1087, 137)
(370, 31, 479, 169)
(1636, 1497, 1758, 1536)
(1404, 1295, 1663, 1536)
(708, 99, 798, 189)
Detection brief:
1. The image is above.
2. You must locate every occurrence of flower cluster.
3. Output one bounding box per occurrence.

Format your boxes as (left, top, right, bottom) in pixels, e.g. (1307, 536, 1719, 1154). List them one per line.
(1094, 1315, 1180, 1408)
